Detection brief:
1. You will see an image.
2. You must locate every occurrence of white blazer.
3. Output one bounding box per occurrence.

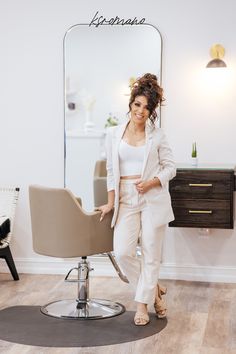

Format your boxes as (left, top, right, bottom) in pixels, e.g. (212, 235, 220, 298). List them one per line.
(106, 121, 176, 228)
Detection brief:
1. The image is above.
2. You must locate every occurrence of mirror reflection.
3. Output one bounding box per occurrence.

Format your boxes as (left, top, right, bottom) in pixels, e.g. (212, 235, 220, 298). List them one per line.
(64, 24, 162, 211)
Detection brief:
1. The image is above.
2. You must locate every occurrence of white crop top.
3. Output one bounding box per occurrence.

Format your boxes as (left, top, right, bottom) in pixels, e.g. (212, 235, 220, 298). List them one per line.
(119, 139, 145, 176)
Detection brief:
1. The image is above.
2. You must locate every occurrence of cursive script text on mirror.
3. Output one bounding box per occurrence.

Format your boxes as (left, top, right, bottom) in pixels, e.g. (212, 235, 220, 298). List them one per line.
(89, 11, 146, 27)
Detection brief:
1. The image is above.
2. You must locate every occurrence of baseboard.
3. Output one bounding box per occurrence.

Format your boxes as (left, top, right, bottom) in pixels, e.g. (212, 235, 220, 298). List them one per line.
(0, 256, 118, 277)
(1, 256, 236, 283)
(159, 263, 236, 283)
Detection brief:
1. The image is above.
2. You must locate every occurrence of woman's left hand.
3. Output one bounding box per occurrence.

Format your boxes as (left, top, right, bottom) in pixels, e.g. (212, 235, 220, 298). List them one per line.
(134, 179, 153, 194)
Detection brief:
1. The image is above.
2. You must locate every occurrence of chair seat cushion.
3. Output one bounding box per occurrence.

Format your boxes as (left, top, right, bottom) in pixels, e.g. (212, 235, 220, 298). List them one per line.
(0, 217, 10, 242)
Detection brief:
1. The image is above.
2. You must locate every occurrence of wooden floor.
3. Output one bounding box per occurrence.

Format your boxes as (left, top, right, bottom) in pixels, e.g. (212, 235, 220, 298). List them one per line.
(0, 273, 236, 354)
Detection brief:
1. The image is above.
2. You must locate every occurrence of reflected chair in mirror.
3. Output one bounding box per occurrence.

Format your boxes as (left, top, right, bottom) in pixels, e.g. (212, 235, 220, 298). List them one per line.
(93, 159, 107, 208)
(29, 185, 126, 320)
(0, 187, 20, 281)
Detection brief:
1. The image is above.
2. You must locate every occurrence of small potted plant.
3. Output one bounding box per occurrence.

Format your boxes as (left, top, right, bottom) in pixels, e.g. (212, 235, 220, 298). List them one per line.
(105, 113, 119, 128)
(191, 142, 198, 166)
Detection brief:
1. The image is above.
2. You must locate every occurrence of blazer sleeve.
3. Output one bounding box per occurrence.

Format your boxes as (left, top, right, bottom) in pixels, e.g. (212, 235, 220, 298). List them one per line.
(105, 127, 115, 191)
(155, 130, 176, 187)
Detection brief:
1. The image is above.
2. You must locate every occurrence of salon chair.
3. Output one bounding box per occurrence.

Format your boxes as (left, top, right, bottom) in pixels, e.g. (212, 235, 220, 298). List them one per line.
(93, 159, 107, 207)
(29, 185, 126, 320)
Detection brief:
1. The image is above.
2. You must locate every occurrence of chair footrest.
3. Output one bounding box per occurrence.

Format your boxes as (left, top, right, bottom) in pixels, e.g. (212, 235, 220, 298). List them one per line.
(41, 298, 125, 319)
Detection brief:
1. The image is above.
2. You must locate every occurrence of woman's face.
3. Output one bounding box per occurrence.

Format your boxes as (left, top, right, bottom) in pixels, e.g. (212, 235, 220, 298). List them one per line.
(130, 95, 150, 126)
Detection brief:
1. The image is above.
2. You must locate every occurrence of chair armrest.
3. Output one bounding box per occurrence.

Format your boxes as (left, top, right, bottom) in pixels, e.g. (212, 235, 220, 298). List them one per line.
(93, 178, 107, 207)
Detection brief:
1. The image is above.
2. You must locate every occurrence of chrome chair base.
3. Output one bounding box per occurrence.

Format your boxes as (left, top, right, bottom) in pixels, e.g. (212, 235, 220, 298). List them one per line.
(41, 298, 125, 319)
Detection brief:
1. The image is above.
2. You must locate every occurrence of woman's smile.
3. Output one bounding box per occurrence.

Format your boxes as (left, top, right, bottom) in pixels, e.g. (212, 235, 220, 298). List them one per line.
(135, 113, 144, 120)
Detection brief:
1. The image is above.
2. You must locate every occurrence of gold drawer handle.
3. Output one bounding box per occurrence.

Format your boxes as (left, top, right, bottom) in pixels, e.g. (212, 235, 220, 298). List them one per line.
(189, 183, 213, 187)
(188, 210, 212, 214)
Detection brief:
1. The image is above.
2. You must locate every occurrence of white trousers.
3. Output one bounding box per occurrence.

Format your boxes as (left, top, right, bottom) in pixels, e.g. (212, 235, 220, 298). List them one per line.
(114, 179, 165, 305)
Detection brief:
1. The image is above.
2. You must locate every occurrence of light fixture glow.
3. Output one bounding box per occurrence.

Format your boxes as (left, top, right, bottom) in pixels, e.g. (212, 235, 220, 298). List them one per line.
(124, 77, 137, 96)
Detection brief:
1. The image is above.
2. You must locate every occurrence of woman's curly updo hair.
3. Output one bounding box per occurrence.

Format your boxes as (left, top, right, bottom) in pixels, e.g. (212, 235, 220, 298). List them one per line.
(128, 73, 164, 125)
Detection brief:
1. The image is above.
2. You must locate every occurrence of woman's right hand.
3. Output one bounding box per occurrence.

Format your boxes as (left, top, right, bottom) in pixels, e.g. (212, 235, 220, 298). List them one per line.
(96, 204, 113, 221)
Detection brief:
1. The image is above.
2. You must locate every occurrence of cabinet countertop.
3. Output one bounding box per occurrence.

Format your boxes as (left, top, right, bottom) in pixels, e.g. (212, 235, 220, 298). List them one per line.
(175, 163, 236, 172)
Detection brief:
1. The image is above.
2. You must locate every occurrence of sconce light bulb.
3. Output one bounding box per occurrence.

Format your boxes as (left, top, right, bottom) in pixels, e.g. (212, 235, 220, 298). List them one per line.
(206, 44, 227, 68)
(210, 44, 225, 59)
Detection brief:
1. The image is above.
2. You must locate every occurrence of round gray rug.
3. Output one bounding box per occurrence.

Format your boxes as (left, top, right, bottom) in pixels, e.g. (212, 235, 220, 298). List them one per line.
(0, 306, 167, 347)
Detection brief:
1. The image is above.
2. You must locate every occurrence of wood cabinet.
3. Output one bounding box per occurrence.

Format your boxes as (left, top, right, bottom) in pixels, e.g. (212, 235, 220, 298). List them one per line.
(169, 166, 235, 229)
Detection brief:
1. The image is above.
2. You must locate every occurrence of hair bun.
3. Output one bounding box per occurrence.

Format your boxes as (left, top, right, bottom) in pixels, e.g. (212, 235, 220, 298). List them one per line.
(136, 73, 159, 90)
(142, 73, 157, 82)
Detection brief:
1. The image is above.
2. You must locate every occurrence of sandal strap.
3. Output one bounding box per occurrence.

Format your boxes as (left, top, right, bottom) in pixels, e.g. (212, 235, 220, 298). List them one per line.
(157, 284, 167, 296)
(134, 312, 150, 325)
(134, 312, 149, 320)
(159, 284, 167, 295)
(154, 298, 167, 312)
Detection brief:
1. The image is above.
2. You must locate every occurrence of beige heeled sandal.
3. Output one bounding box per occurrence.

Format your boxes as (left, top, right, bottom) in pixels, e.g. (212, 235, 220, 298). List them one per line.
(134, 312, 150, 326)
(154, 284, 167, 319)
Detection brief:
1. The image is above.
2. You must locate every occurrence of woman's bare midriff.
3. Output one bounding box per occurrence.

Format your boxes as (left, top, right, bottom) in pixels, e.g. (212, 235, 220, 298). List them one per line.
(120, 175, 141, 180)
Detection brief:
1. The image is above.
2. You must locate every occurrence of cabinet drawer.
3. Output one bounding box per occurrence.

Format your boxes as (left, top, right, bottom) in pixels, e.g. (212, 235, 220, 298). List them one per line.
(169, 171, 233, 200)
(169, 199, 232, 229)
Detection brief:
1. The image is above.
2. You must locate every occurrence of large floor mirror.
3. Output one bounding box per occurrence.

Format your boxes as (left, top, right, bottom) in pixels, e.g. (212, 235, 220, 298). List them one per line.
(64, 23, 162, 211)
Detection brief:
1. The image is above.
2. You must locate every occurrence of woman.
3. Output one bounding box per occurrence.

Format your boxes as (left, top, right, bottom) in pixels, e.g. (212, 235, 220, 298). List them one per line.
(98, 73, 176, 326)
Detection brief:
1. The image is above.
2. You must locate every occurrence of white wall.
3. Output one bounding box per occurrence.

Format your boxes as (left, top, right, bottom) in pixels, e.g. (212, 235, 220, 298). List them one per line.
(0, 0, 236, 282)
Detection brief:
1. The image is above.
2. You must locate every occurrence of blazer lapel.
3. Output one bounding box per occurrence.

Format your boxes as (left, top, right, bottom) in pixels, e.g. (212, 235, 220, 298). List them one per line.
(112, 122, 128, 182)
(141, 124, 153, 177)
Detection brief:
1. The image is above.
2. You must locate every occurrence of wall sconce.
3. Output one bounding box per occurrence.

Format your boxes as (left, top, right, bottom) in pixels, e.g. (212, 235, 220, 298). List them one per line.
(206, 44, 227, 68)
